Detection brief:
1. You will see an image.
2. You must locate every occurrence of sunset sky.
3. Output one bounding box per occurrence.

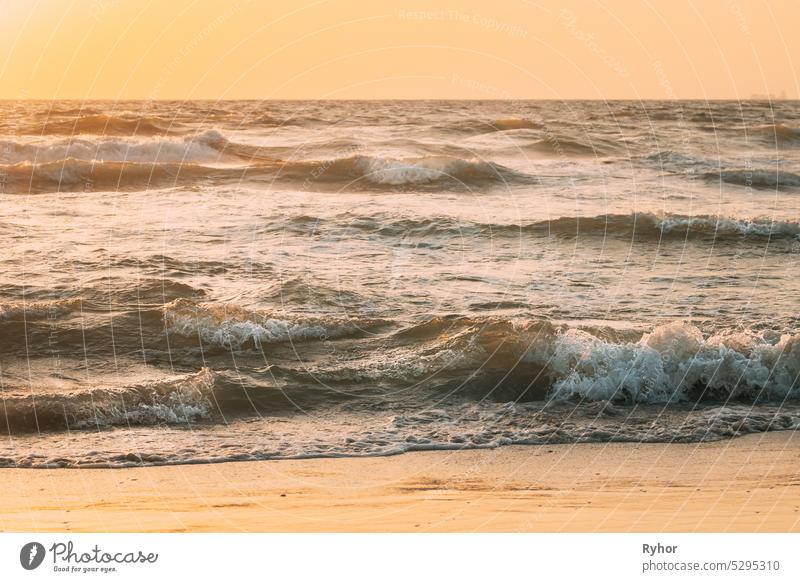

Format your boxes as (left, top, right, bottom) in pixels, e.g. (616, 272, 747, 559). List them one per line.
(1, 0, 797, 100)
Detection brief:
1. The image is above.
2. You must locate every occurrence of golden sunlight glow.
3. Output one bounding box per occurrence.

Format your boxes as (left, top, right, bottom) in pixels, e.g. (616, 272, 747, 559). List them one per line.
(0, 0, 798, 99)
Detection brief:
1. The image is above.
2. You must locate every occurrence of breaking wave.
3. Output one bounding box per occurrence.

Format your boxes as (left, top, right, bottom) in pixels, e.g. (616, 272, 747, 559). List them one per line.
(1, 158, 237, 193)
(0, 298, 81, 322)
(163, 298, 387, 349)
(273, 154, 534, 188)
(264, 317, 800, 404)
(1, 368, 215, 432)
(543, 323, 800, 403)
(704, 169, 800, 190)
(339, 212, 800, 242)
(1, 144, 533, 193)
(408, 318, 800, 403)
(3, 312, 799, 447)
(545, 213, 800, 240)
(0, 130, 277, 165)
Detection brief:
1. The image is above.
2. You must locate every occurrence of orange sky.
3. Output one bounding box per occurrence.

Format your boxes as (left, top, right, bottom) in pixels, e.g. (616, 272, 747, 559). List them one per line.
(0, 0, 797, 100)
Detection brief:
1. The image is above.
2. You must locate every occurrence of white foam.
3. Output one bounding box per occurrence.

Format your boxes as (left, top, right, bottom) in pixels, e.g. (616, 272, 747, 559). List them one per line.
(76, 367, 216, 427)
(542, 322, 800, 403)
(0, 130, 232, 165)
(0, 298, 79, 321)
(352, 155, 502, 185)
(163, 299, 374, 349)
(655, 214, 800, 238)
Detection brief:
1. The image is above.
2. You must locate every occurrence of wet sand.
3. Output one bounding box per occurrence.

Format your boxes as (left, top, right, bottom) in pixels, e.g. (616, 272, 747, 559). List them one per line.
(2, 431, 799, 532)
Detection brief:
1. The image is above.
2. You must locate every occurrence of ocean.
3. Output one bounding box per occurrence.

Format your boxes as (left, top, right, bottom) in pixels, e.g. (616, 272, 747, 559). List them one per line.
(1, 99, 798, 467)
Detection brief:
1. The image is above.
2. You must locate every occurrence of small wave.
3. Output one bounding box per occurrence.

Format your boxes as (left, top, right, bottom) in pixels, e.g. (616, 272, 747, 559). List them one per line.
(689, 111, 717, 123)
(2, 279, 202, 316)
(111, 254, 231, 277)
(468, 125, 624, 157)
(639, 150, 714, 172)
(441, 118, 539, 134)
(163, 298, 387, 349)
(35, 105, 103, 117)
(0, 158, 234, 193)
(341, 212, 800, 242)
(753, 123, 800, 147)
(522, 135, 621, 157)
(247, 113, 302, 127)
(20, 114, 184, 136)
(258, 277, 369, 309)
(4, 400, 798, 467)
(0, 131, 229, 165)
(545, 213, 800, 240)
(87, 278, 203, 306)
(704, 169, 800, 190)
(490, 118, 540, 131)
(0, 130, 277, 165)
(1, 150, 532, 193)
(275, 154, 534, 188)
(0, 298, 81, 322)
(1, 368, 215, 432)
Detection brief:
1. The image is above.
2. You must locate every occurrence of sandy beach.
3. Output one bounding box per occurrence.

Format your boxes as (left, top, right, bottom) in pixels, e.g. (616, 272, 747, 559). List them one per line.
(2, 431, 798, 532)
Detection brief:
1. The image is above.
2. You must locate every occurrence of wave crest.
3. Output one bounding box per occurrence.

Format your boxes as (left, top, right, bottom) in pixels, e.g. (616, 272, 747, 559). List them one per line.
(275, 154, 532, 188)
(1, 368, 215, 432)
(387, 318, 800, 403)
(1, 148, 532, 193)
(0, 298, 81, 322)
(753, 123, 800, 147)
(704, 169, 800, 190)
(0, 129, 278, 165)
(341, 212, 800, 242)
(544, 322, 800, 403)
(163, 298, 386, 349)
(441, 118, 540, 134)
(282, 316, 800, 403)
(21, 114, 182, 136)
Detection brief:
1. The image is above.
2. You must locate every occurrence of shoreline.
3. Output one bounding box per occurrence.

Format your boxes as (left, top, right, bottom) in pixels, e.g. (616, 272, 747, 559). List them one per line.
(2, 431, 798, 532)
